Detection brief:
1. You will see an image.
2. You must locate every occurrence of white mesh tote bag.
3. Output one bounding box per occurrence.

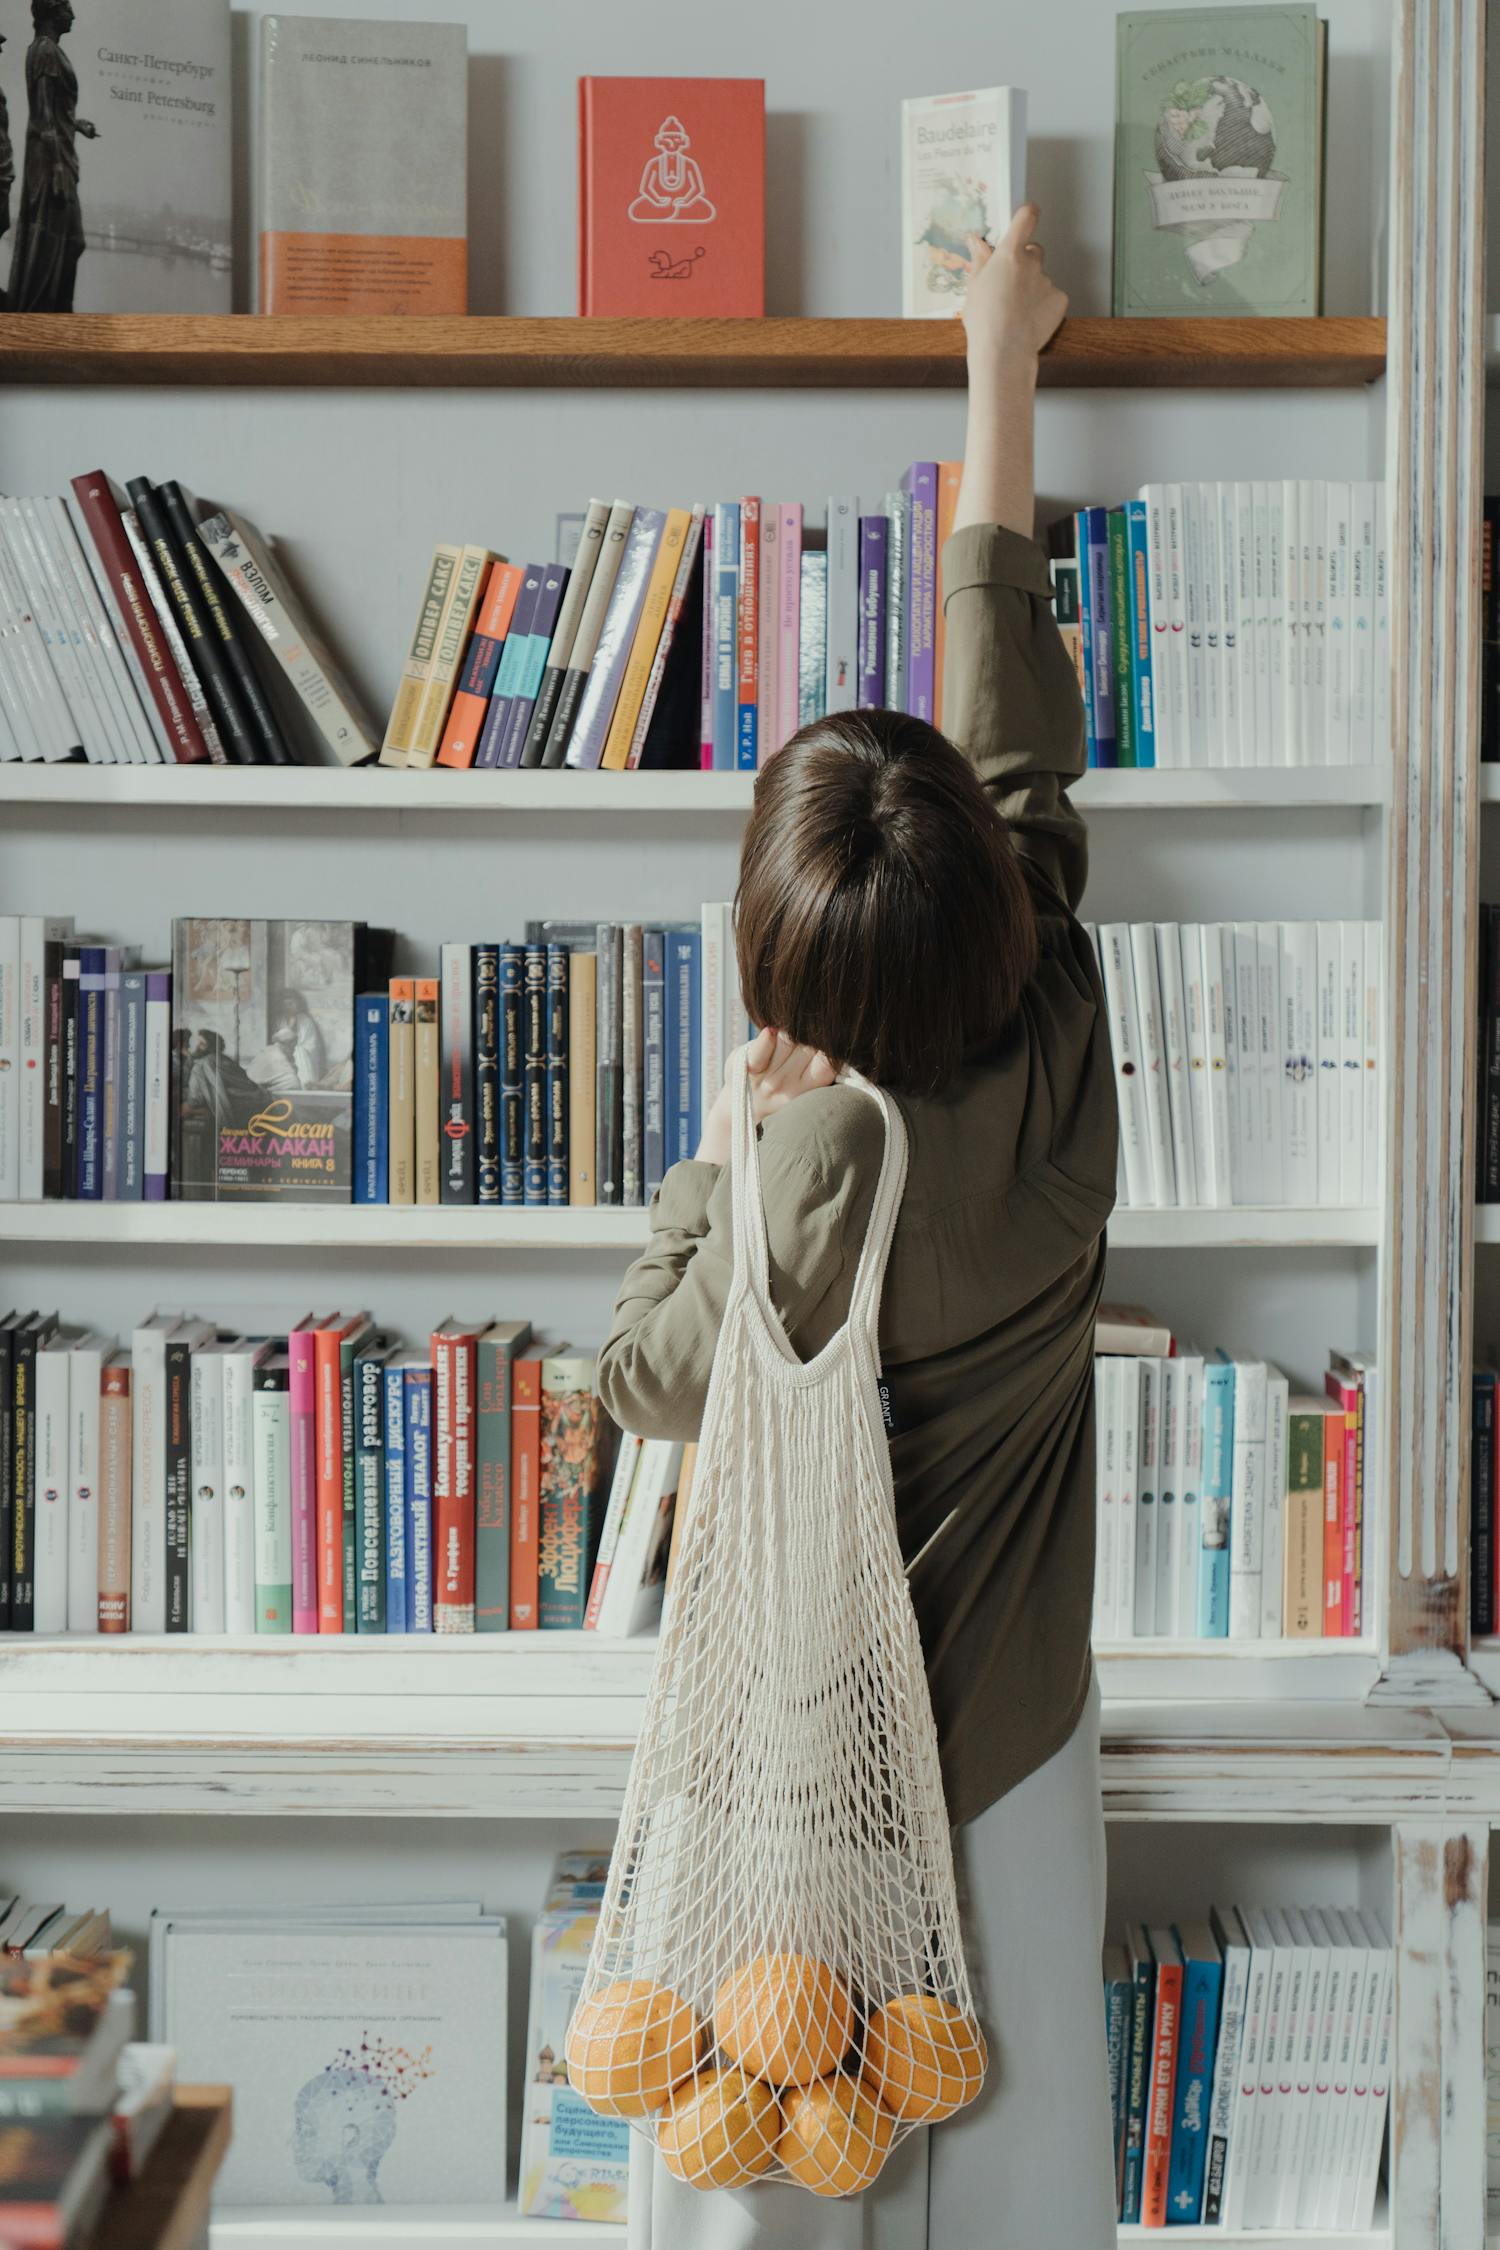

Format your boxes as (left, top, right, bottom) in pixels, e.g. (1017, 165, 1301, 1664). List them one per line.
(567, 1048, 985, 2197)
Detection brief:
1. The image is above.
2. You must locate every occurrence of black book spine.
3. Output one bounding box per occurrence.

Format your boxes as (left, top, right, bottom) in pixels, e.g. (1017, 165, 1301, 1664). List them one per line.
(10, 1321, 49, 1631)
(0, 1326, 15, 1629)
(500, 946, 524, 1207)
(539, 664, 589, 769)
(61, 954, 80, 1197)
(163, 1335, 193, 1632)
(522, 946, 548, 1206)
(1486, 907, 1500, 1200)
(160, 480, 294, 766)
(545, 943, 569, 1208)
(439, 942, 475, 1206)
(520, 664, 567, 769)
(474, 945, 500, 1206)
(1473, 1374, 1496, 1637)
(126, 479, 259, 765)
(42, 938, 64, 1199)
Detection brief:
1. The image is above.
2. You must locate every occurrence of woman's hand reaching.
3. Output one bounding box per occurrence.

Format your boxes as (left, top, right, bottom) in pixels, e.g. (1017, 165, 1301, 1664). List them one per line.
(694, 1029, 837, 1168)
(960, 203, 1068, 372)
(952, 202, 1064, 542)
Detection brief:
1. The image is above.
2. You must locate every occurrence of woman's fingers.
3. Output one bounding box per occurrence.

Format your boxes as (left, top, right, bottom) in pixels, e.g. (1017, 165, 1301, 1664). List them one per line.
(743, 1024, 777, 1075)
(1001, 201, 1041, 252)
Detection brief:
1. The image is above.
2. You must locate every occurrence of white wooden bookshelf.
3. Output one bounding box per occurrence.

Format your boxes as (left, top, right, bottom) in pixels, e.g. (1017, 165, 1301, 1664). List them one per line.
(211, 2210, 619, 2249)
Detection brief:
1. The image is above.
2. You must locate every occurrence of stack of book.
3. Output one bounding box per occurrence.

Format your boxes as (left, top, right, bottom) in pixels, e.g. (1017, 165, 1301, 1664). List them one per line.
(1093, 1307, 1374, 1643)
(1089, 920, 1381, 1210)
(0, 476, 378, 768)
(519, 1854, 629, 2222)
(1050, 482, 1388, 769)
(0, 1308, 680, 1641)
(1106, 1906, 1391, 2230)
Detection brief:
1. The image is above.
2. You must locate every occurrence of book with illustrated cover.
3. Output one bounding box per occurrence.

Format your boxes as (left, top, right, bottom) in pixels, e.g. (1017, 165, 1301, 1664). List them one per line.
(258, 14, 467, 315)
(900, 87, 1027, 318)
(5, 0, 231, 315)
(171, 919, 390, 1204)
(537, 1351, 610, 1629)
(1113, 7, 1326, 316)
(518, 1855, 628, 2221)
(578, 76, 764, 317)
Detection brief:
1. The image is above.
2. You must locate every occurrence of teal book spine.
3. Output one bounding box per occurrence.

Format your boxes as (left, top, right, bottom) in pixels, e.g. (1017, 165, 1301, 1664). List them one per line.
(1108, 510, 1137, 767)
(1197, 1354, 1236, 1636)
(1125, 498, 1157, 765)
(1166, 1945, 1224, 2222)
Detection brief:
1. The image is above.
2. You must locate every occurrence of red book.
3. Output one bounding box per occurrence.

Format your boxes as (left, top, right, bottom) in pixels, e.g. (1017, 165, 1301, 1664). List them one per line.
(1140, 1930, 1184, 2227)
(510, 1349, 544, 1629)
(70, 471, 209, 764)
(1322, 1415, 1346, 1637)
(736, 498, 760, 766)
(432, 1320, 479, 1632)
(288, 1315, 323, 1635)
(578, 76, 765, 316)
(1324, 1367, 1362, 1637)
(314, 1312, 367, 1633)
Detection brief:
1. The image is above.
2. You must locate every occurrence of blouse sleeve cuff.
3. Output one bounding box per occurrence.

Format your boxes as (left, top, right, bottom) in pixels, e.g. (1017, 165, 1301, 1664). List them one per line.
(650, 1158, 722, 1237)
(940, 521, 1056, 605)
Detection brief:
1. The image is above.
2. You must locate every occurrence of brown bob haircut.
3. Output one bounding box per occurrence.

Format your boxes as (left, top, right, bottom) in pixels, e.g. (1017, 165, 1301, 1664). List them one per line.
(735, 709, 1039, 1099)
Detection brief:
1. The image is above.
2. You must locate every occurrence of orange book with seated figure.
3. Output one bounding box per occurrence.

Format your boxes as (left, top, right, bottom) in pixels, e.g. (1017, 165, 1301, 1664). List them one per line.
(578, 77, 765, 317)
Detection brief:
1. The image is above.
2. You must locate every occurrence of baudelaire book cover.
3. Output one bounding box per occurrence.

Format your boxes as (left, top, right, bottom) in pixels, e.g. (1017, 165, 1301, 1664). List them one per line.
(900, 87, 1028, 319)
(578, 75, 764, 317)
(2, 0, 231, 313)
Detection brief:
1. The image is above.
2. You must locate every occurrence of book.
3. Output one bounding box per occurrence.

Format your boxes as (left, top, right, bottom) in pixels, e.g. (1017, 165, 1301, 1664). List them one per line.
(1113, 8, 1326, 318)
(594, 1436, 681, 1637)
(387, 979, 415, 1205)
(578, 77, 765, 316)
(98, 1355, 133, 1633)
(353, 1335, 393, 1633)
(537, 1353, 608, 1629)
(439, 942, 475, 1205)
(6, 1, 230, 314)
(518, 1856, 629, 2219)
(900, 87, 1027, 319)
(568, 511, 666, 769)
(1166, 1921, 1223, 2224)
(524, 503, 610, 766)
(432, 1320, 479, 1633)
(353, 995, 389, 1206)
(510, 1347, 543, 1629)
(223, 1338, 269, 1635)
(381, 546, 461, 767)
(259, 14, 467, 316)
(403, 1361, 434, 1632)
(381, 1358, 408, 1634)
(414, 977, 440, 1205)
(475, 1320, 531, 1633)
(1120, 1924, 1156, 2222)
(542, 500, 634, 768)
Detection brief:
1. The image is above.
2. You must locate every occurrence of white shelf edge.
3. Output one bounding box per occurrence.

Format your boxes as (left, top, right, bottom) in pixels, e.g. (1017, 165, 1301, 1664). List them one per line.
(0, 763, 1389, 814)
(211, 2205, 619, 2247)
(0, 1202, 1381, 1250)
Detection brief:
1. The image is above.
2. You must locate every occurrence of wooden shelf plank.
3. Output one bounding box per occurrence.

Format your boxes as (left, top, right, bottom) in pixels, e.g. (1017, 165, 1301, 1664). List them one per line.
(0, 313, 1387, 391)
(0, 764, 1390, 814)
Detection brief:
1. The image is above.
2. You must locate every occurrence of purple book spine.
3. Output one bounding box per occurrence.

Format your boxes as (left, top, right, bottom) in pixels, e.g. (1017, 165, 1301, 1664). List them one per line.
(698, 513, 715, 767)
(902, 462, 938, 722)
(565, 509, 666, 770)
(497, 564, 568, 768)
(144, 971, 171, 1201)
(476, 569, 542, 769)
(857, 516, 889, 708)
(100, 950, 125, 1201)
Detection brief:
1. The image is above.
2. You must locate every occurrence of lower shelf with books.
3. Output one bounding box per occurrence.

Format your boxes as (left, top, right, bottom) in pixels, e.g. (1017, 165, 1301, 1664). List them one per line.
(1115, 2196, 1388, 2246)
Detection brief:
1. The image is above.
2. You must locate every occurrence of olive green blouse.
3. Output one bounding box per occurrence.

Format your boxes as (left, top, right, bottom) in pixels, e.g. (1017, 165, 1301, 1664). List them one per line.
(597, 521, 1119, 1828)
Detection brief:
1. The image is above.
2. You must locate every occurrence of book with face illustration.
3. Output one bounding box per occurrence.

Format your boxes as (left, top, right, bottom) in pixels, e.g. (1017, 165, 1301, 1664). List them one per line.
(900, 87, 1028, 320)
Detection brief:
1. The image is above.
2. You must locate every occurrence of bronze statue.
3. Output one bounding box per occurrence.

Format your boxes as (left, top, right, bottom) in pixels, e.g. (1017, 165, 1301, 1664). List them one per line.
(0, 31, 15, 275)
(9, 0, 97, 314)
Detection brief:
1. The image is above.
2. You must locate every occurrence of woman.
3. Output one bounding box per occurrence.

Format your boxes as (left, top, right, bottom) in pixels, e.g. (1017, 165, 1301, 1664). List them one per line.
(600, 206, 1119, 2249)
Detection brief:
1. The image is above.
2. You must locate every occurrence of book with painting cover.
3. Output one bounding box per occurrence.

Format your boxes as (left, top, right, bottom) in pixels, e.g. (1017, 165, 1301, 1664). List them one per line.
(258, 14, 467, 315)
(537, 1352, 610, 1630)
(578, 77, 764, 316)
(899, 87, 1027, 318)
(1113, 7, 1326, 317)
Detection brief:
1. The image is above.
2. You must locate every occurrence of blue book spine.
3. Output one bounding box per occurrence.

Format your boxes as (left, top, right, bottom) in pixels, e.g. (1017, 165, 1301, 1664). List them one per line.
(118, 971, 147, 1200)
(477, 568, 541, 769)
(642, 928, 667, 1198)
(1085, 505, 1118, 765)
(1196, 1356, 1236, 1637)
(403, 1366, 433, 1633)
(670, 931, 702, 1161)
(1166, 1951, 1224, 2224)
(545, 941, 569, 1206)
(857, 516, 889, 708)
(353, 995, 389, 1205)
(1074, 515, 1099, 766)
(499, 943, 525, 1205)
(77, 947, 107, 1199)
(382, 1364, 409, 1634)
(354, 1347, 387, 1632)
(1125, 499, 1157, 767)
(711, 503, 740, 773)
(1121, 1951, 1156, 2223)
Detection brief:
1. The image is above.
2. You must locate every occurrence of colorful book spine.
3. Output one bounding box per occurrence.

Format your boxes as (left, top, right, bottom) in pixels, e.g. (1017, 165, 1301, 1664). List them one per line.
(603, 508, 688, 771)
(1197, 1355, 1236, 1638)
(1167, 1936, 1225, 2225)
(735, 495, 761, 769)
(538, 1352, 603, 1629)
(98, 1356, 132, 1632)
(525, 499, 609, 766)
(439, 941, 475, 1206)
(387, 978, 415, 1205)
(902, 464, 938, 721)
(314, 1322, 346, 1632)
(546, 942, 570, 1207)
(799, 552, 827, 727)
(251, 1354, 291, 1634)
(642, 929, 667, 1198)
(1121, 1931, 1156, 2223)
(76, 948, 107, 1198)
(433, 1325, 478, 1634)
(382, 1360, 409, 1634)
(354, 1341, 388, 1633)
(475, 565, 541, 769)
(510, 1350, 542, 1629)
(289, 1320, 319, 1634)
(499, 944, 525, 1205)
(857, 515, 889, 709)
(711, 502, 740, 771)
(1141, 1936, 1184, 2226)
(404, 1363, 433, 1632)
(436, 560, 523, 769)
(354, 995, 389, 1205)
(1108, 508, 1137, 768)
(473, 944, 500, 1206)
(698, 510, 715, 767)
(1084, 505, 1118, 767)
(476, 1323, 530, 1632)
(522, 944, 548, 1206)
(497, 561, 569, 769)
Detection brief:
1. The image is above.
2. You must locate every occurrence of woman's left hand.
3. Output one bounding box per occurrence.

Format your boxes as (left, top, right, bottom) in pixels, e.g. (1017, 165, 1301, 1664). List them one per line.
(694, 1028, 838, 1167)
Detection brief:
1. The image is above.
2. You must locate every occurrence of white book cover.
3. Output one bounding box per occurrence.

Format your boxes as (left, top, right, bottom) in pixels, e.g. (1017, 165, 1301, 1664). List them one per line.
(1099, 924, 1154, 1206)
(1129, 923, 1177, 1206)
(1204, 1905, 1252, 2223)
(1198, 480, 1224, 757)
(1231, 481, 1257, 766)
(190, 1342, 227, 1635)
(1221, 1907, 1275, 2228)
(17, 498, 116, 764)
(1328, 1915, 1385, 2230)
(63, 492, 170, 764)
(1324, 480, 1352, 764)
(1280, 480, 1302, 764)
(1181, 483, 1207, 764)
(1227, 1358, 1267, 1640)
(1154, 1357, 1180, 1637)
(1255, 481, 1280, 765)
(1243, 1908, 1297, 2226)
(67, 1331, 111, 1634)
(1246, 480, 1269, 764)
(145, 978, 172, 1196)
(1175, 1353, 1205, 1637)
(597, 1436, 683, 1638)
(1155, 924, 1197, 1204)
(1305, 482, 1328, 762)
(222, 1341, 267, 1636)
(1266, 480, 1290, 765)
(1133, 1357, 1161, 1636)
(1141, 485, 1176, 768)
(1280, 920, 1318, 1205)
(824, 496, 860, 714)
(582, 1431, 642, 1630)
(19, 914, 70, 1200)
(1261, 1369, 1289, 1639)
(1315, 921, 1343, 1204)
(1215, 482, 1240, 764)
(1339, 921, 1366, 1206)
(1254, 923, 1285, 1205)
(1, 499, 97, 760)
(27, 495, 132, 765)
(1272, 1908, 1327, 2226)
(1195, 924, 1234, 1208)
(1362, 920, 1382, 1197)
(1349, 481, 1378, 753)
(1163, 484, 1191, 765)
(1343, 1915, 1392, 2232)
(33, 1329, 76, 1634)
(0, 517, 78, 760)
(900, 87, 1027, 318)
(0, 916, 18, 1198)
(1316, 1908, 1373, 2229)
(1297, 1914, 1352, 2228)
(1094, 1357, 1120, 1640)
(131, 1312, 180, 1634)
(155, 1919, 507, 2206)
(1115, 1356, 1141, 1636)
(1230, 924, 1263, 1205)
(251, 1376, 291, 1627)
(1176, 923, 1214, 1206)
(48, 495, 156, 765)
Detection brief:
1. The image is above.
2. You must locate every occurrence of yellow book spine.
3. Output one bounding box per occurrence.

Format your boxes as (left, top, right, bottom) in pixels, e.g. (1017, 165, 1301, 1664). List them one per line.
(387, 979, 415, 1205)
(380, 543, 461, 768)
(569, 951, 598, 1204)
(407, 544, 495, 769)
(599, 508, 691, 772)
(414, 978, 440, 1205)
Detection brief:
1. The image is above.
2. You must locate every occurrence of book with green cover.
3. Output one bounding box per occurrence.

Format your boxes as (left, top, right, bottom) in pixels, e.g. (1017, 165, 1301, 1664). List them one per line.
(1107, 510, 1137, 767)
(1113, 7, 1326, 317)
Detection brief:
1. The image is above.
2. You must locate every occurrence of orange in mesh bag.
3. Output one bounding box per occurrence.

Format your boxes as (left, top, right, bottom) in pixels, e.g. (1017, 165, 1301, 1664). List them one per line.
(565, 1050, 985, 2194)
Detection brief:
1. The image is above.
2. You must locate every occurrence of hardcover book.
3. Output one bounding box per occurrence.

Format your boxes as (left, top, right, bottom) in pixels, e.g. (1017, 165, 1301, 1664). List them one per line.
(4, 0, 231, 314)
(578, 76, 764, 316)
(900, 87, 1027, 319)
(1113, 7, 1326, 316)
(258, 14, 467, 315)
